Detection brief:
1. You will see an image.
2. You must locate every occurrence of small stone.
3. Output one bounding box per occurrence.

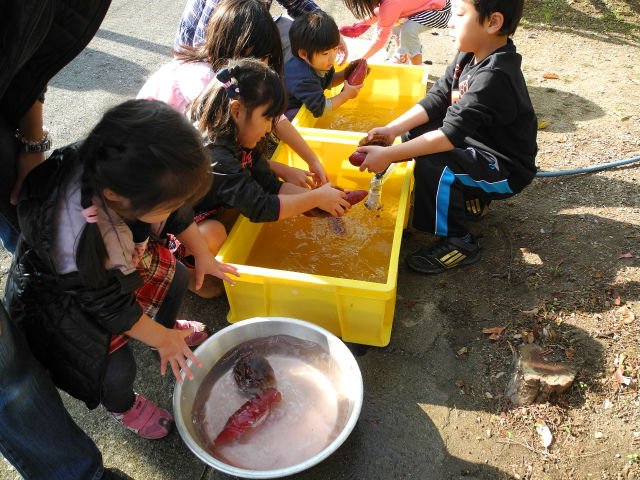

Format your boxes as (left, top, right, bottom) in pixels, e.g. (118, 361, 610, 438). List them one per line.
(594, 431, 604, 439)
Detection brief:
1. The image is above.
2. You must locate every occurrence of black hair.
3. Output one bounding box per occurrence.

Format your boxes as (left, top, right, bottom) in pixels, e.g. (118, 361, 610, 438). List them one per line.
(76, 99, 212, 287)
(289, 11, 340, 60)
(342, 0, 380, 19)
(176, 0, 284, 74)
(190, 57, 286, 142)
(470, 0, 524, 36)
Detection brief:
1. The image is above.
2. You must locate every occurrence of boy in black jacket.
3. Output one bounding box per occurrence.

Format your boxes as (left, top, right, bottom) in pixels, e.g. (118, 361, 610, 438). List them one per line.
(355, 0, 537, 274)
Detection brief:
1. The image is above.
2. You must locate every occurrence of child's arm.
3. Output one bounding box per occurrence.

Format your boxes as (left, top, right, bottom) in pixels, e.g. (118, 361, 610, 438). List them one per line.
(268, 161, 317, 188)
(327, 79, 362, 111)
(175, 222, 239, 288)
(273, 117, 329, 184)
(277, 182, 351, 219)
(368, 104, 431, 145)
(359, 128, 454, 173)
(125, 313, 201, 382)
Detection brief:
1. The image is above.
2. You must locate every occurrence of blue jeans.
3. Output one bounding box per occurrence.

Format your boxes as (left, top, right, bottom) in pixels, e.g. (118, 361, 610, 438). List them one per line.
(0, 304, 104, 480)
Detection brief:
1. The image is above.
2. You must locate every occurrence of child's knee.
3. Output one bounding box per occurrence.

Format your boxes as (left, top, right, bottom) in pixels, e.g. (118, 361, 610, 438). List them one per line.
(198, 220, 227, 253)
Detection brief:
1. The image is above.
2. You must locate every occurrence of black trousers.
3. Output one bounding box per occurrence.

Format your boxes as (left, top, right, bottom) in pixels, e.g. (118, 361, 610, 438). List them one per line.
(404, 121, 518, 238)
(100, 261, 189, 412)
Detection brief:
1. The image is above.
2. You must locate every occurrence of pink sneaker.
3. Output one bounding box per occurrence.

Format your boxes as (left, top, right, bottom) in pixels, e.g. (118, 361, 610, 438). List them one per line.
(108, 394, 173, 439)
(174, 319, 208, 346)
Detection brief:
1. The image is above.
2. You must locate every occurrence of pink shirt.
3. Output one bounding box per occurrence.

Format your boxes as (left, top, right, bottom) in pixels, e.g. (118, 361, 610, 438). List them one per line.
(136, 59, 214, 115)
(137, 59, 288, 124)
(363, 0, 446, 52)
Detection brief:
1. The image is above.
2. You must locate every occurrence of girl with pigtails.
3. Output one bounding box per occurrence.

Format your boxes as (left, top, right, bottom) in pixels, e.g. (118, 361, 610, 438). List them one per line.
(5, 99, 238, 440)
(168, 58, 350, 296)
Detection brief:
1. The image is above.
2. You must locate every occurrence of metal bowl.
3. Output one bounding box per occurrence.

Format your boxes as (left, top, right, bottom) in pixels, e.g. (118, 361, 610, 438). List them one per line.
(173, 317, 363, 478)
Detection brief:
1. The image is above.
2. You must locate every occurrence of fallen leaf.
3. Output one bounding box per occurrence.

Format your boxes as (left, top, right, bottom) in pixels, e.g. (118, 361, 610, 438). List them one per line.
(595, 273, 603, 278)
(456, 380, 465, 388)
(406, 301, 416, 308)
(437, 279, 447, 288)
(483, 326, 505, 341)
(457, 346, 468, 356)
(542, 73, 559, 79)
(615, 367, 631, 385)
(565, 347, 575, 360)
(568, 235, 577, 241)
(537, 121, 548, 130)
(616, 305, 635, 323)
(617, 252, 634, 259)
(536, 423, 553, 448)
(485, 392, 494, 399)
(612, 290, 621, 306)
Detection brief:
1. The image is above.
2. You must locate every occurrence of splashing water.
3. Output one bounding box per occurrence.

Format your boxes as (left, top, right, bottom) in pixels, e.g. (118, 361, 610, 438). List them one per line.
(245, 202, 398, 283)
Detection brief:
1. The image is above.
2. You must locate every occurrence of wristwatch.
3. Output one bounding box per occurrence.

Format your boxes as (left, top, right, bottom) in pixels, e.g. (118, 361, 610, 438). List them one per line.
(15, 127, 52, 153)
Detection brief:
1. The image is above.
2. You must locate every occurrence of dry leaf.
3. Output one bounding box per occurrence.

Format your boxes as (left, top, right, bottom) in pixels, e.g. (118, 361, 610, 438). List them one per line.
(595, 273, 603, 278)
(565, 347, 575, 360)
(616, 305, 635, 323)
(483, 326, 505, 341)
(457, 346, 468, 356)
(615, 367, 631, 385)
(455, 380, 465, 388)
(542, 73, 559, 79)
(537, 121, 548, 130)
(568, 235, 577, 241)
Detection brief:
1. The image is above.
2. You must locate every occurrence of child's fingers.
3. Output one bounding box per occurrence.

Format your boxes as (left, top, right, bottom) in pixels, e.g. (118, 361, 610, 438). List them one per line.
(193, 267, 204, 290)
(170, 359, 185, 383)
(184, 348, 202, 369)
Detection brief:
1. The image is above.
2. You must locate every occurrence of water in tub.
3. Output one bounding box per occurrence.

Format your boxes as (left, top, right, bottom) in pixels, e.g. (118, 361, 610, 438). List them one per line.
(313, 101, 404, 133)
(192, 335, 350, 470)
(245, 194, 399, 283)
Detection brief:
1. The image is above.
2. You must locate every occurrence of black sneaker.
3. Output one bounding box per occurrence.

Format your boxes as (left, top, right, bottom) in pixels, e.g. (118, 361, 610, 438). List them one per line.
(405, 235, 480, 274)
(465, 198, 490, 221)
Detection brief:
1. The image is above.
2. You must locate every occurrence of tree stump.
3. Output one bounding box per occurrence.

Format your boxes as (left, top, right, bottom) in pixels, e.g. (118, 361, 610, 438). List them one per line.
(505, 343, 576, 405)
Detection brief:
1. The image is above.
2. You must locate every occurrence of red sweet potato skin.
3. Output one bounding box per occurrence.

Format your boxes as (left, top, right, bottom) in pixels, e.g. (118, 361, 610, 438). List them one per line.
(347, 59, 368, 85)
(345, 190, 368, 206)
(348, 151, 367, 166)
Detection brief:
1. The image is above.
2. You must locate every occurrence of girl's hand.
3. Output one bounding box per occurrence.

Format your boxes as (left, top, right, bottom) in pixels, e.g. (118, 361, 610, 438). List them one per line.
(156, 328, 203, 383)
(192, 251, 239, 289)
(280, 165, 319, 188)
(336, 36, 349, 66)
(315, 183, 351, 217)
(306, 157, 329, 185)
(367, 127, 396, 147)
(358, 145, 392, 174)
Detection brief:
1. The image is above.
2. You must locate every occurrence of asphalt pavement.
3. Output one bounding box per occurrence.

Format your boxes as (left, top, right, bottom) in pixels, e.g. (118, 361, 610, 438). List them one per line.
(0, 2, 503, 479)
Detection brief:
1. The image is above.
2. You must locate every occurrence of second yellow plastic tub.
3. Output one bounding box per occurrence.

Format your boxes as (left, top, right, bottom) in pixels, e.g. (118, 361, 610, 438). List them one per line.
(217, 132, 414, 346)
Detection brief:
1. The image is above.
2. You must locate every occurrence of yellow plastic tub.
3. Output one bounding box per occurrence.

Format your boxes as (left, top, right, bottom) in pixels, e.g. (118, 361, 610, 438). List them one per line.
(291, 63, 427, 133)
(217, 132, 415, 346)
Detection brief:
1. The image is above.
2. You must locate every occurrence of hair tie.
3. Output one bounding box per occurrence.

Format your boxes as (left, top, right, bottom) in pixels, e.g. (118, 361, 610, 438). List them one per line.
(82, 205, 99, 224)
(216, 68, 240, 98)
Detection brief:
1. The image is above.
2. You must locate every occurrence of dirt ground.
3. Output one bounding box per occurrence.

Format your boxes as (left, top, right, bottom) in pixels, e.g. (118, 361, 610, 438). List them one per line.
(392, 0, 640, 478)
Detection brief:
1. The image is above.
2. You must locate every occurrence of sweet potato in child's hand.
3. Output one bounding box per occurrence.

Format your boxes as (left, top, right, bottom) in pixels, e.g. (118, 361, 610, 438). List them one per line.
(343, 59, 370, 85)
(302, 186, 368, 217)
(349, 134, 392, 166)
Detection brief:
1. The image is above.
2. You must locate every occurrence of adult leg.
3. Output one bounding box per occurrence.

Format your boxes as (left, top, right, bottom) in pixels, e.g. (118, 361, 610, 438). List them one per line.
(0, 115, 20, 253)
(0, 304, 104, 480)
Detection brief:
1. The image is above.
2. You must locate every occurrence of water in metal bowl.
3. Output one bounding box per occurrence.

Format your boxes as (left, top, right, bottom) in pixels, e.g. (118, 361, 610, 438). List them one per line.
(173, 317, 363, 478)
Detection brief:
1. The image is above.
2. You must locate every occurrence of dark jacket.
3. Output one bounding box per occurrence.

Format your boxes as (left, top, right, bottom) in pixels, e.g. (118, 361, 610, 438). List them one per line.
(4, 145, 191, 409)
(418, 39, 538, 191)
(284, 56, 334, 117)
(195, 136, 283, 223)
